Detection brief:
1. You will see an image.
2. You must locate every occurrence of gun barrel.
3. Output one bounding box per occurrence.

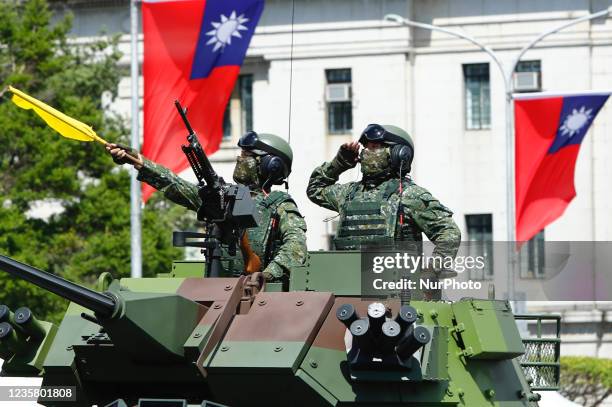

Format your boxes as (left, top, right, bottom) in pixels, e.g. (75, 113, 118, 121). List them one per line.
(174, 100, 195, 135)
(0, 255, 116, 318)
(174, 100, 221, 188)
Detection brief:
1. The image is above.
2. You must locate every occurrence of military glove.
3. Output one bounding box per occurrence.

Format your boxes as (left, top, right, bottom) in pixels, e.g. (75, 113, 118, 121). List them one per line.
(331, 143, 359, 172)
(262, 262, 284, 282)
(108, 143, 141, 165)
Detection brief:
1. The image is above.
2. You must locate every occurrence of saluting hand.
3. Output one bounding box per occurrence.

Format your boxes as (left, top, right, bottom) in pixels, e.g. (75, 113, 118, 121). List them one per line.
(336, 141, 361, 168)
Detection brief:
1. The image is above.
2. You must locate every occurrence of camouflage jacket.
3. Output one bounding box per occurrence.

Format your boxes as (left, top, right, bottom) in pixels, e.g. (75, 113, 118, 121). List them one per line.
(137, 159, 308, 279)
(306, 159, 460, 258)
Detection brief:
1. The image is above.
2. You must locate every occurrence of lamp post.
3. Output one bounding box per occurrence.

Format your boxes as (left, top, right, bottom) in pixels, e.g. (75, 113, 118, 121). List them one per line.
(385, 7, 612, 301)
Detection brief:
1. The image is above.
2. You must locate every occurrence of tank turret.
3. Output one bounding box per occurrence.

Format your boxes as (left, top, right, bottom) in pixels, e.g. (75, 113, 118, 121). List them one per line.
(0, 254, 207, 362)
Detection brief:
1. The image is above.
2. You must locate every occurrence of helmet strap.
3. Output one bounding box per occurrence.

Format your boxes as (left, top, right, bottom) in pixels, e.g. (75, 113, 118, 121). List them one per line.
(261, 177, 273, 194)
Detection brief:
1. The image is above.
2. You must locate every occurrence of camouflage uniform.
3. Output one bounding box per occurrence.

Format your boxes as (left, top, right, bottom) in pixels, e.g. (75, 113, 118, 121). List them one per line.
(137, 158, 308, 280)
(306, 158, 460, 259)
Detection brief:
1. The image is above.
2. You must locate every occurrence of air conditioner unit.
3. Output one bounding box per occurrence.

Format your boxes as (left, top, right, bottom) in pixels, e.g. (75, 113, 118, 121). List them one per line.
(514, 71, 541, 92)
(325, 83, 352, 102)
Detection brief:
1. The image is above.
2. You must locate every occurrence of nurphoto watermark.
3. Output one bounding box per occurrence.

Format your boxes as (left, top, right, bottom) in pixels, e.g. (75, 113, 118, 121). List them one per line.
(360, 241, 612, 301)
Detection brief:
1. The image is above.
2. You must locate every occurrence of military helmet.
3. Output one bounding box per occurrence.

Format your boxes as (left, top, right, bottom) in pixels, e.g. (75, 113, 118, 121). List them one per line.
(359, 124, 414, 173)
(238, 131, 293, 184)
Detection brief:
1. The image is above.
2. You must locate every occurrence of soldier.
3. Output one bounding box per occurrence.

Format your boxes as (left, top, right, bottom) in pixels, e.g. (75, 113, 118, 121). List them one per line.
(307, 124, 460, 266)
(107, 132, 308, 283)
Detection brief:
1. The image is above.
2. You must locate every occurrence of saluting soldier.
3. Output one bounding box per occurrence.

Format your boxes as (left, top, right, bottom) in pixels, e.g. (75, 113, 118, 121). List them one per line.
(307, 124, 460, 272)
(108, 132, 308, 283)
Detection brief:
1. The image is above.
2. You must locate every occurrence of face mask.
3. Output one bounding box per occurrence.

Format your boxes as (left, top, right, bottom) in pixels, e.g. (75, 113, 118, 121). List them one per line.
(360, 147, 390, 178)
(233, 155, 260, 187)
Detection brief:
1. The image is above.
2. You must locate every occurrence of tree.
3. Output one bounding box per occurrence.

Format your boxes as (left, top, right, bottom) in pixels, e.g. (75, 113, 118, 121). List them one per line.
(0, 0, 191, 323)
(560, 356, 612, 406)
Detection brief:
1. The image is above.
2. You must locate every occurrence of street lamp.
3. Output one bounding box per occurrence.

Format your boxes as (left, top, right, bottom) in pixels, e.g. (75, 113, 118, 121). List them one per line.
(385, 8, 612, 301)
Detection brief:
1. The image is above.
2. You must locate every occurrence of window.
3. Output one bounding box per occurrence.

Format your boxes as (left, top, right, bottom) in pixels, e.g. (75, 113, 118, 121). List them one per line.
(222, 102, 232, 138)
(516, 60, 541, 73)
(239, 74, 253, 132)
(465, 214, 493, 280)
(463, 63, 491, 130)
(514, 60, 542, 93)
(519, 230, 545, 279)
(222, 74, 254, 139)
(325, 68, 352, 134)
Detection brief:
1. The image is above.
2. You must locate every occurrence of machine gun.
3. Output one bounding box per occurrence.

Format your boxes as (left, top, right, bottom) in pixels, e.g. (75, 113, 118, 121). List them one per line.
(174, 100, 260, 276)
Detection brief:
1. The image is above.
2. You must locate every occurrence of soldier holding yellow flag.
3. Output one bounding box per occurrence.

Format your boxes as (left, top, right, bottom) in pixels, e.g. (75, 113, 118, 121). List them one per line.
(8, 87, 308, 283)
(106, 133, 308, 283)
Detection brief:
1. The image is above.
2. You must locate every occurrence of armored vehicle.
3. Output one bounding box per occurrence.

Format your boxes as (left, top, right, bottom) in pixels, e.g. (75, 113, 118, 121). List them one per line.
(0, 247, 560, 407)
(0, 99, 560, 406)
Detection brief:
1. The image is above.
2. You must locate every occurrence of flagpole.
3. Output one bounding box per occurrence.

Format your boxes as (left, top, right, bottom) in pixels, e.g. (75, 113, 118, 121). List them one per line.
(130, 0, 142, 279)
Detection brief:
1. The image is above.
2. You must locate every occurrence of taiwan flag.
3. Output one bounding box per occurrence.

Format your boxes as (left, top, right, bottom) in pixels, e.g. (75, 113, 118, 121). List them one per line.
(142, 0, 265, 202)
(515, 91, 610, 242)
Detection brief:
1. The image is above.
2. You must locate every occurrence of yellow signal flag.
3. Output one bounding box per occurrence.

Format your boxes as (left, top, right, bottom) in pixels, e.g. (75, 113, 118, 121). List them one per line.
(8, 86, 108, 145)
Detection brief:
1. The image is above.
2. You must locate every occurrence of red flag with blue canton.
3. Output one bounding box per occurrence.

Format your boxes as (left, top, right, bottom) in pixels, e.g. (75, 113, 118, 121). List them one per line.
(142, 0, 265, 202)
(515, 91, 610, 242)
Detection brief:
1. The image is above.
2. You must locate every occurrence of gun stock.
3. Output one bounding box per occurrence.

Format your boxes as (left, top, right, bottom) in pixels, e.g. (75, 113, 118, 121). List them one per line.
(240, 233, 262, 274)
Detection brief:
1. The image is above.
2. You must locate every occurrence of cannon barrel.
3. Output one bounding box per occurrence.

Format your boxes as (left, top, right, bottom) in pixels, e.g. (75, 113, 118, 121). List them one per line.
(0, 255, 116, 318)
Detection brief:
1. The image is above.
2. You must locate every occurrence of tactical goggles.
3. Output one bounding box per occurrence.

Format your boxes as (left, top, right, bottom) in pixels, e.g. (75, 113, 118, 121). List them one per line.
(237, 131, 262, 150)
(359, 124, 406, 146)
(237, 131, 291, 167)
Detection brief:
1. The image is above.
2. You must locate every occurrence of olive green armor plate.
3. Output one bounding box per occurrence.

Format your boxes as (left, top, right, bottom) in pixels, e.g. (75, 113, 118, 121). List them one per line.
(0, 251, 558, 407)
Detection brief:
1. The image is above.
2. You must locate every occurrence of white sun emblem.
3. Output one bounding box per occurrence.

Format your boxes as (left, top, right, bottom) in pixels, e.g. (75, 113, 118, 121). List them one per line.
(205, 11, 249, 52)
(559, 106, 593, 138)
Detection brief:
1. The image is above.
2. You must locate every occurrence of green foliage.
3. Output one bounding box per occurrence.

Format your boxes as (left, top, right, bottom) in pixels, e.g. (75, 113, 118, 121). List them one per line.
(0, 0, 190, 323)
(560, 356, 612, 406)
